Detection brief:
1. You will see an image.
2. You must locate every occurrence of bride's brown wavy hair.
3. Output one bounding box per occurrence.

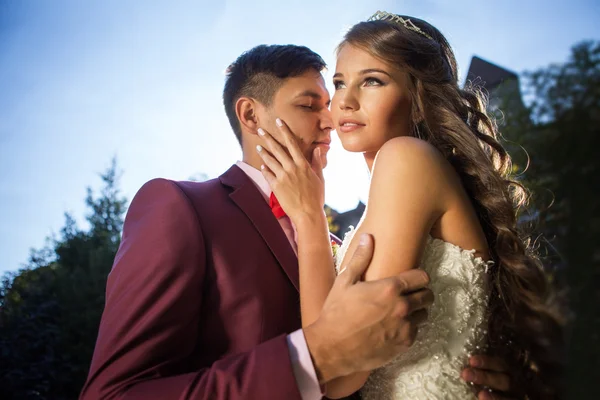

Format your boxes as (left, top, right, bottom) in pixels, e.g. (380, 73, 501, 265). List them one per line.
(339, 15, 566, 398)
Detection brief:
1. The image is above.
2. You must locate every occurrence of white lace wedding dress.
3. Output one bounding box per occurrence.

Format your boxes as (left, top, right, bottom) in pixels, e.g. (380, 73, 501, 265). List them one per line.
(335, 227, 493, 399)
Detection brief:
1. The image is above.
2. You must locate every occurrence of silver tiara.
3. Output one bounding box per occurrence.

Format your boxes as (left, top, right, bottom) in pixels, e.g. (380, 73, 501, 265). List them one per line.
(367, 11, 433, 41)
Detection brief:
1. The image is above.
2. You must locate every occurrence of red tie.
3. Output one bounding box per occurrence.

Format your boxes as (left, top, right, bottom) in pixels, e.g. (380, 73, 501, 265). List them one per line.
(269, 193, 286, 219)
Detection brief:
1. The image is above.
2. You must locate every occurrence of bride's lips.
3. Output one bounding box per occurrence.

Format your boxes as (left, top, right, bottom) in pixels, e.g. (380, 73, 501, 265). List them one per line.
(338, 118, 366, 133)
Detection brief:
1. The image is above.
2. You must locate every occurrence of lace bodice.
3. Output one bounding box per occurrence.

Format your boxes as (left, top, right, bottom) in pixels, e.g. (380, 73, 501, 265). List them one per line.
(336, 227, 492, 399)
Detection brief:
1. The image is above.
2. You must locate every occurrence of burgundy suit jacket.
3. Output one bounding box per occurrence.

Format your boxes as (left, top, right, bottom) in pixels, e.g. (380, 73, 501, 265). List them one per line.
(80, 165, 343, 399)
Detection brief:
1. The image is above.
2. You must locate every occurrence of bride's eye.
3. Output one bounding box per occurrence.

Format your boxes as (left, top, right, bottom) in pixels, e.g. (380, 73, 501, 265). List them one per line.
(333, 80, 346, 90)
(364, 77, 384, 87)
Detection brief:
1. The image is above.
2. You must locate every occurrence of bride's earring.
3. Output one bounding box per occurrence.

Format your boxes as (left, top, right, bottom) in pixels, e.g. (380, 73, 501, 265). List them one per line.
(413, 121, 423, 140)
(412, 109, 425, 139)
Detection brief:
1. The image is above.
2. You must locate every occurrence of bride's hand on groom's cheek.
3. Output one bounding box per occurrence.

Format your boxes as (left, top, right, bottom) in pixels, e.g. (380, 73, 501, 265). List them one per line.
(256, 119, 325, 222)
(462, 355, 516, 399)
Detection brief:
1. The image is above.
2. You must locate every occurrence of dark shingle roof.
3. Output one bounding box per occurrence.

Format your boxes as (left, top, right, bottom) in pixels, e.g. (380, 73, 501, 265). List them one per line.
(465, 56, 519, 91)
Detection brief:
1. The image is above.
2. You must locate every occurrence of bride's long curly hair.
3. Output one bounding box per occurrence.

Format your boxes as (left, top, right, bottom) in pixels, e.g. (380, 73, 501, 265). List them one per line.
(339, 15, 566, 398)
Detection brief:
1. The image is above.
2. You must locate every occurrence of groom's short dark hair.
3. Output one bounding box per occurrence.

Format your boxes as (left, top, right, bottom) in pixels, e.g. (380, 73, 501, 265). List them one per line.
(223, 44, 326, 145)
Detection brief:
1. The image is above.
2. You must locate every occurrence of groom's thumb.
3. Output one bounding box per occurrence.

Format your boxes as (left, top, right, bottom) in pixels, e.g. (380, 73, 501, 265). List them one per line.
(341, 234, 374, 285)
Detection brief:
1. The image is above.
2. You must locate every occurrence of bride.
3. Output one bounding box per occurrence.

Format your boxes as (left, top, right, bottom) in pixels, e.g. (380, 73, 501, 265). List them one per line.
(256, 11, 564, 399)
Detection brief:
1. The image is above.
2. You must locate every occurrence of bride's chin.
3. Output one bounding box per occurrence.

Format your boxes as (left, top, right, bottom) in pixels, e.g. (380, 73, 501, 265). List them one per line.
(339, 140, 369, 153)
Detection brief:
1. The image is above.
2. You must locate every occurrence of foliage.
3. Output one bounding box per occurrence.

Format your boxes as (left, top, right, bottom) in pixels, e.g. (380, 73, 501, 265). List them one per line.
(0, 158, 127, 400)
(496, 41, 600, 398)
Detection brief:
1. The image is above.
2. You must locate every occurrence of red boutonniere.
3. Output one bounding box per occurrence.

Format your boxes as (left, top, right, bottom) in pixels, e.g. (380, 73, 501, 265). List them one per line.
(331, 240, 340, 259)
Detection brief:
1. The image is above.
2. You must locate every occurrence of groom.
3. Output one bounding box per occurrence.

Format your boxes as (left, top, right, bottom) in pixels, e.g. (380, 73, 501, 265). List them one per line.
(81, 45, 513, 399)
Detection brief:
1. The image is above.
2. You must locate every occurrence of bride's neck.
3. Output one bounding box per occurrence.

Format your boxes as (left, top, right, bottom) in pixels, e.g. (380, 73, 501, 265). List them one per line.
(363, 152, 376, 173)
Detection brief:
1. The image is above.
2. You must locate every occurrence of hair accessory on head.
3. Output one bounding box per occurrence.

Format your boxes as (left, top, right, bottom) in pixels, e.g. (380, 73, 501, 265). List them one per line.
(367, 11, 433, 41)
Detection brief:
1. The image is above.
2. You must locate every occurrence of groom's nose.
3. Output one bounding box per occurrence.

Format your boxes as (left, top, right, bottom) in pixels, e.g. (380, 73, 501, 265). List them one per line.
(320, 108, 334, 133)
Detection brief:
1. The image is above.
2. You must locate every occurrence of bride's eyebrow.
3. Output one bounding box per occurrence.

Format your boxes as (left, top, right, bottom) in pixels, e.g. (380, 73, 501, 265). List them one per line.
(332, 69, 392, 79)
(358, 68, 392, 78)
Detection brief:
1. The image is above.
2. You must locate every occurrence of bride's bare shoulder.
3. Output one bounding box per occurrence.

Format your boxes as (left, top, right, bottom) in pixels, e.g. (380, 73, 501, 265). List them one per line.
(372, 136, 454, 186)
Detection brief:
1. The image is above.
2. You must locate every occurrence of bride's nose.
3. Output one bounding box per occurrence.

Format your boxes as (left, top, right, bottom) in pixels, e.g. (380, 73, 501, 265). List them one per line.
(338, 88, 359, 111)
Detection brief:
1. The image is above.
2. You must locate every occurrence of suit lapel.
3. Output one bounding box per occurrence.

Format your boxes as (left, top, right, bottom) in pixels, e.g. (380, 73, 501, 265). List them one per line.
(220, 165, 299, 292)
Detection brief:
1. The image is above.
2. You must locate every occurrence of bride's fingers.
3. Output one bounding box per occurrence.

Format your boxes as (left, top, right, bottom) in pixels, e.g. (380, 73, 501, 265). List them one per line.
(461, 368, 510, 392)
(477, 390, 514, 400)
(469, 355, 508, 373)
(256, 145, 284, 178)
(258, 128, 294, 171)
(258, 127, 293, 170)
(260, 164, 277, 189)
(275, 118, 305, 165)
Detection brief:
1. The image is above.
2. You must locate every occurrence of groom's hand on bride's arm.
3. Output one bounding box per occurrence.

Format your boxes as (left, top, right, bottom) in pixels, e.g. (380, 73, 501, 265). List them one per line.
(303, 233, 434, 385)
(462, 355, 517, 400)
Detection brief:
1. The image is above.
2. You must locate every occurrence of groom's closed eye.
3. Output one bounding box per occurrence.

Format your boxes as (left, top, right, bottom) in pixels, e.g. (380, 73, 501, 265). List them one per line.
(293, 90, 330, 110)
(297, 101, 330, 112)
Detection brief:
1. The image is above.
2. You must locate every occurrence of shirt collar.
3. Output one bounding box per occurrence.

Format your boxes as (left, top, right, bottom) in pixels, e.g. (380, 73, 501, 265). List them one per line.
(235, 161, 271, 202)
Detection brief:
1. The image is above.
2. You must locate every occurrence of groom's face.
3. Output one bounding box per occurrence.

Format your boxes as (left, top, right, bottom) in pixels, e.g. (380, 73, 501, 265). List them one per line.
(260, 69, 333, 166)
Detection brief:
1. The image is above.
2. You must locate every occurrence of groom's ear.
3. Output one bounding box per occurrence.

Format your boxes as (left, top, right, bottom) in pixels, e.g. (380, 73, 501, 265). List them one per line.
(236, 96, 260, 136)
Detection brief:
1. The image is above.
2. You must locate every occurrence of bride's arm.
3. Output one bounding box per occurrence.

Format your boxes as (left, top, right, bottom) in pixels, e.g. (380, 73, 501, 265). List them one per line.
(258, 125, 449, 398)
(295, 212, 337, 328)
(323, 137, 453, 398)
(338, 137, 450, 282)
(256, 123, 336, 330)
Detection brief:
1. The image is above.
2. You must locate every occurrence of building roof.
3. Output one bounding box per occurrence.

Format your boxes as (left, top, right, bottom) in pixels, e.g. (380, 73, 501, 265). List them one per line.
(329, 202, 365, 237)
(465, 56, 519, 91)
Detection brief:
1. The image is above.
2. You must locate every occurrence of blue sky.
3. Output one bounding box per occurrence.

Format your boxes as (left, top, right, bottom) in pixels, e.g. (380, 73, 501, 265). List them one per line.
(1, 0, 598, 275)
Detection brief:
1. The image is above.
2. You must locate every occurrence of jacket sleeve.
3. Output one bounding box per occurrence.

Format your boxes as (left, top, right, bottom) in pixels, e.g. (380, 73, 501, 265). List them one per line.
(80, 179, 303, 400)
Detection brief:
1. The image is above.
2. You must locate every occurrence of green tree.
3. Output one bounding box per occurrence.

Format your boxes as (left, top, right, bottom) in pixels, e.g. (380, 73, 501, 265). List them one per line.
(0, 158, 127, 400)
(497, 41, 600, 398)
